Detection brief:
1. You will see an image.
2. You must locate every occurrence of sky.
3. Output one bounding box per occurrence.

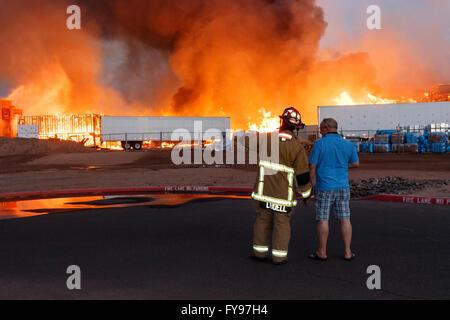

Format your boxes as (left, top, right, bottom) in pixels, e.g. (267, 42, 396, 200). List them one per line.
(318, 0, 450, 46)
(316, 0, 450, 83)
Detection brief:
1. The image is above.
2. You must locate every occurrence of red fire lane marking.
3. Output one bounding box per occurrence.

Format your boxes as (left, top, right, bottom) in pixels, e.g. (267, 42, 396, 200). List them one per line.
(0, 188, 448, 206)
(364, 194, 450, 206)
(0, 187, 254, 202)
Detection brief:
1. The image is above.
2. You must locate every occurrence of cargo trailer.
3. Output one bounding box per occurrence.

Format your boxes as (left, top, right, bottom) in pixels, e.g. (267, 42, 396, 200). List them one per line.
(100, 116, 231, 150)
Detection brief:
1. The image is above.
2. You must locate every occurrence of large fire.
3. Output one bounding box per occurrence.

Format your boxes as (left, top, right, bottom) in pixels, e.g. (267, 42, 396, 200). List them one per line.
(0, 0, 446, 143)
(20, 114, 100, 144)
(333, 91, 416, 106)
(12, 90, 420, 149)
(246, 91, 419, 133)
(248, 109, 280, 133)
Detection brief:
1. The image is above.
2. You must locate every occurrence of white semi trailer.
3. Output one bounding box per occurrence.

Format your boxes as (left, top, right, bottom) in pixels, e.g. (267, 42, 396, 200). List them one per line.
(100, 116, 231, 150)
(317, 101, 450, 136)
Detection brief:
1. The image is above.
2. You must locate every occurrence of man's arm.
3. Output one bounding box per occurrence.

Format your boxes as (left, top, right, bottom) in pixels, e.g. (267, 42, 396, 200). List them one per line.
(349, 161, 359, 168)
(309, 163, 316, 187)
(348, 143, 359, 168)
(292, 144, 313, 202)
(308, 141, 319, 189)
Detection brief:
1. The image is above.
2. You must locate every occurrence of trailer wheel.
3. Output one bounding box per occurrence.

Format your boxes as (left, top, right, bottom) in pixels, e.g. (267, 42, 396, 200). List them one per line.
(121, 141, 132, 151)
(134, 142, 142, 151)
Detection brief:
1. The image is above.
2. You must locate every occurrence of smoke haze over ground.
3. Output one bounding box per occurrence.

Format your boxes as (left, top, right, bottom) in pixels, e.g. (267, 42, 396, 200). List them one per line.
(0, 0, 448, 127)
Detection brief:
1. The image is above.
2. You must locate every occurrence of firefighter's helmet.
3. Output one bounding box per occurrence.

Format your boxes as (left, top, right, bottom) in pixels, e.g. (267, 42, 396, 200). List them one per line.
(280, 107, 305, 129)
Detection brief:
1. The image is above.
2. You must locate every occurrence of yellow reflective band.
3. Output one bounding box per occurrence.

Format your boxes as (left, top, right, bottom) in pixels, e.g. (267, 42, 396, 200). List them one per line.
(288, 188, 293, 201)
(259, 160, 294, 174)
(272, 249, 288, 257)
(287, 173, 295, 201)
(278, 133, 292, 140)
(258, 166, 265, 195)
(253, 245, 269, 253)
(254, 161, 297, 207)
(287, 173, 294, 187)
(251, 193, 297, 207)
(258, 182, 264, 195)
(301, 188, 312, 199)
(259, 165, 265, 178)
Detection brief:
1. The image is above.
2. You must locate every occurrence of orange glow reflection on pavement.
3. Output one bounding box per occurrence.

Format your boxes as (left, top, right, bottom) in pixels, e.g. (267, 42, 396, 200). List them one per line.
(0, 194, 251, 220)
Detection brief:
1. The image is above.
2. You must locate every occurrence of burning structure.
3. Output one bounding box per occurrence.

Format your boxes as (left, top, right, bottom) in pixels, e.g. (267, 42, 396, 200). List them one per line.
(0, 1, 448, 136)
(16, 113, 229, 150)
(0, 99, 22, 138)
(19, 114, 101, 146)
(421, 85, 450, 102)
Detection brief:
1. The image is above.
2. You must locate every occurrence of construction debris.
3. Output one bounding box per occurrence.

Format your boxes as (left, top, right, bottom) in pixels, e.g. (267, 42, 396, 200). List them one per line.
(350, 176, 450, 198)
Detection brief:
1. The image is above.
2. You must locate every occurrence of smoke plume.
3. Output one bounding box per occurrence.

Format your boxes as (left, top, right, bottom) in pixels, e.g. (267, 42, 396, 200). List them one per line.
(0, 0, 390, 127)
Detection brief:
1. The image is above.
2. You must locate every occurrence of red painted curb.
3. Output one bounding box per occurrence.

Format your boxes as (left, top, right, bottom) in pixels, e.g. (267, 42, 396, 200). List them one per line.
(0, 187, 254, 202)
(0, 187, 448, 206)
(363, 194, 450, 206)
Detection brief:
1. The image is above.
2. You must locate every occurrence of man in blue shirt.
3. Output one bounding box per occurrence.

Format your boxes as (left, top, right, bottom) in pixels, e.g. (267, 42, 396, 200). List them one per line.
(308, 118, 359, 261)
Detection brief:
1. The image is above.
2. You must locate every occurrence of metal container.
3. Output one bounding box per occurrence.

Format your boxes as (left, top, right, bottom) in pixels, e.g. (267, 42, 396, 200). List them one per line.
(100, 116, 231, 143)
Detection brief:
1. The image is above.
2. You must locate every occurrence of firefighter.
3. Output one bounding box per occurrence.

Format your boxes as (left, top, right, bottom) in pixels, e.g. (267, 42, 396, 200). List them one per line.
(251, 107, 312, 265)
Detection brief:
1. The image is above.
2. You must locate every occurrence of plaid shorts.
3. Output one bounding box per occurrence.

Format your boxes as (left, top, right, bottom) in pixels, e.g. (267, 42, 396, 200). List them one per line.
(314, 189, 351, 221)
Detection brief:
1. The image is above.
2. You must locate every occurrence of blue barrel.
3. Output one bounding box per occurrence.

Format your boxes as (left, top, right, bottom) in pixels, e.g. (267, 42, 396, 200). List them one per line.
(360, 141, 369, 153)
(406, 133, 420, 144)
(432, 142, 446, 153)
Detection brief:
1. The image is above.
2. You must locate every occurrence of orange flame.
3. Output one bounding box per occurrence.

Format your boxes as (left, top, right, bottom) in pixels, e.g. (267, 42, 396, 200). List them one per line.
(101, 141, 123, 150)
(248, 108, 280, 133)
(161, 142, 176, 149)
(333, 91, 416, 106)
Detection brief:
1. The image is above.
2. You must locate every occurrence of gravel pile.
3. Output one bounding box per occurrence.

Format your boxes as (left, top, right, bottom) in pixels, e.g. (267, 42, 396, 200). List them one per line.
(349, 177, 450, 198)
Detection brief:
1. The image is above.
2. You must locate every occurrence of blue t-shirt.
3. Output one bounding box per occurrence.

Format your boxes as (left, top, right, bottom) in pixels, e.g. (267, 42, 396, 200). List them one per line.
(309, 133, 359, 191)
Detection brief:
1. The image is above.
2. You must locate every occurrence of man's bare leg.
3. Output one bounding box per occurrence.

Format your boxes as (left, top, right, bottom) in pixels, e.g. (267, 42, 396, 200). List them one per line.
(317, 220, 329, 258)
(340, 219, 353, 259)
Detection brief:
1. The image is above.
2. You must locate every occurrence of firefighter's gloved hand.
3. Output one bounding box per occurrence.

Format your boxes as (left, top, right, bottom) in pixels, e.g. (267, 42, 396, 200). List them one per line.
(302, 187, 313, 206)
(297, 174, 312, 206)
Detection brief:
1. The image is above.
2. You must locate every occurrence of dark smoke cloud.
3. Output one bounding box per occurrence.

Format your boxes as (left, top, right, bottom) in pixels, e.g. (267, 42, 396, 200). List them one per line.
(0, 0, 104, 114)
(78, 0, 332, 123)
(0, 0, 379, 126)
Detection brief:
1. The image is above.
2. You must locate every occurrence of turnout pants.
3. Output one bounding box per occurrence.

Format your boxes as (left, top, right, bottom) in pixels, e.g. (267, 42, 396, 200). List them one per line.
(253, 201, 294, 263)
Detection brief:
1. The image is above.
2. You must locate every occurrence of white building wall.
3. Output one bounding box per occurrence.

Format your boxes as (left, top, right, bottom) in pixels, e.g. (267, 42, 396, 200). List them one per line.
(317, 101, 450, 132)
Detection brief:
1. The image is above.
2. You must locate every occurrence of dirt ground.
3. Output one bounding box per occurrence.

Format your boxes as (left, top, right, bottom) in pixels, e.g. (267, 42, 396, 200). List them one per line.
(0, 140, 449, 197)
(0, 137, 94, 156)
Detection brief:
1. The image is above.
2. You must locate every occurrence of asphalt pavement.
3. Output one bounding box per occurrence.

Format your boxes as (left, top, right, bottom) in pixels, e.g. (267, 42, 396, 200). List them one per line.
(0, 197, 448, 300)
